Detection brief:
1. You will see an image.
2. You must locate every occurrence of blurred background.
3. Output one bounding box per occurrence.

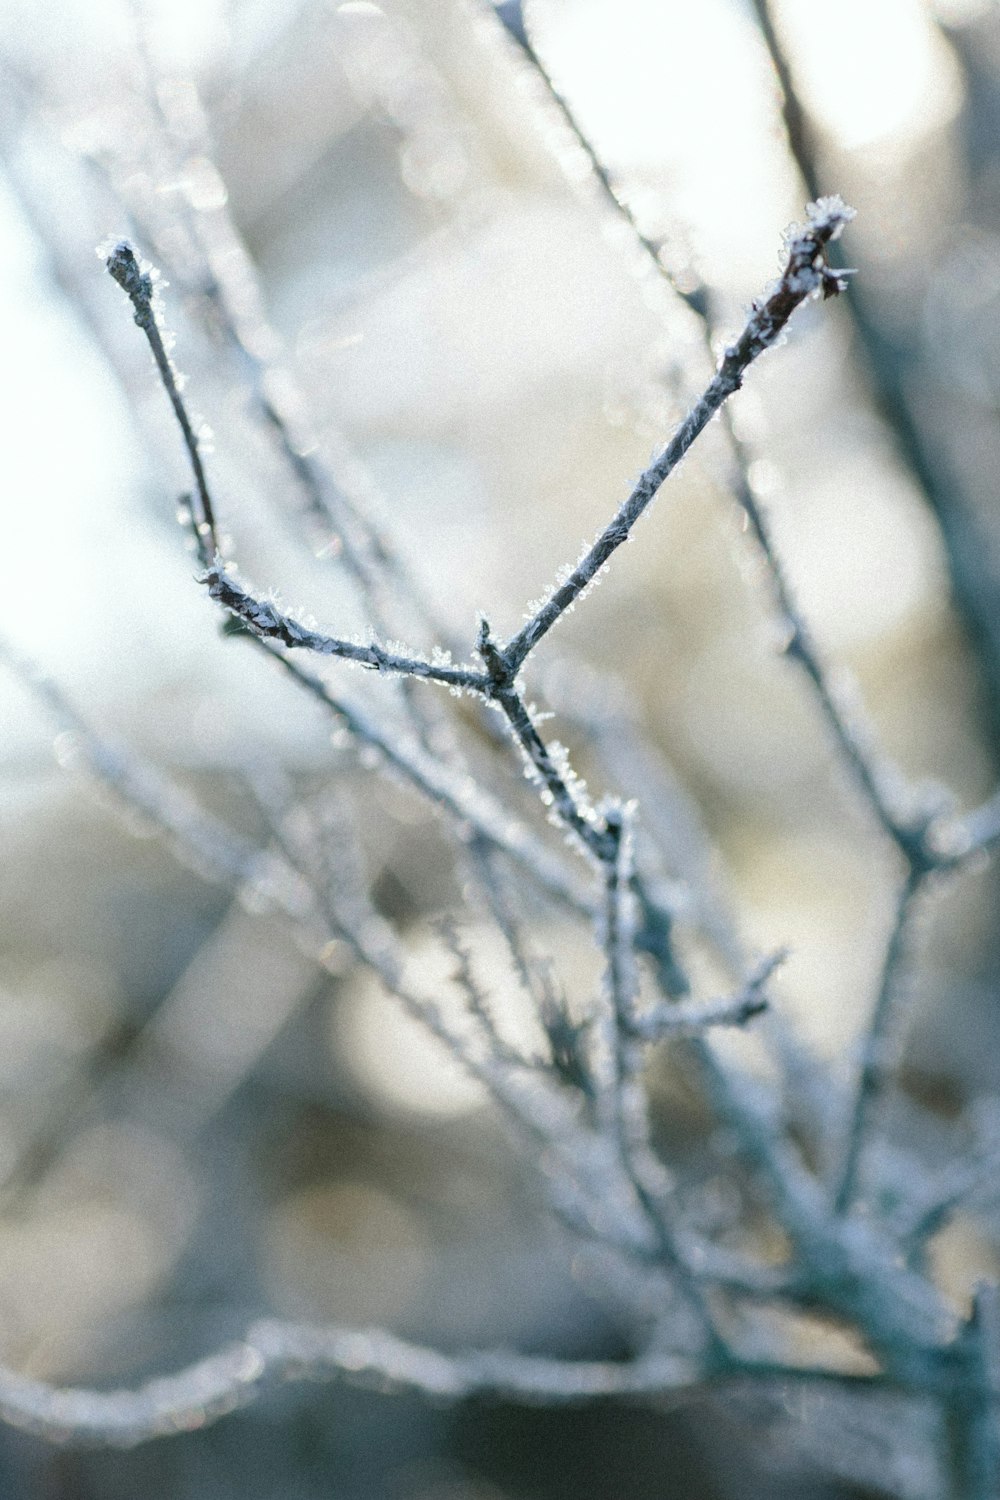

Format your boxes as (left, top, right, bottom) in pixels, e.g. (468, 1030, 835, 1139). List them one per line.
(1, 0, 1000, 1494)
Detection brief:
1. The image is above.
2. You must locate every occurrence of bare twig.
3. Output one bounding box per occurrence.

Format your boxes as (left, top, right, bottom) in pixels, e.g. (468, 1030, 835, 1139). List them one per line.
(105, 241, 219, 566)
(205, 561, 486, 692)
(499, 197, 854, 674)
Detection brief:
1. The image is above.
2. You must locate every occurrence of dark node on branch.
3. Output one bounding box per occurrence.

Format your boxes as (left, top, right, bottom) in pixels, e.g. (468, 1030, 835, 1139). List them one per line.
(106, 241, 155, 327)
(106, 240, 149, 301)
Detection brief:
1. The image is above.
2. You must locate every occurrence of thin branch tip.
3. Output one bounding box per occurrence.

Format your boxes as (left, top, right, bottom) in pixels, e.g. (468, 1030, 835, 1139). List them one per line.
(804, 194, 855, 236)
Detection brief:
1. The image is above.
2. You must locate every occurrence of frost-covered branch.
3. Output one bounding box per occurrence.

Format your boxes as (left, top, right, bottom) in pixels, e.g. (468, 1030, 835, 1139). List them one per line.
(205, 561, 487, 691)
(105, 241, 219, 567)
(499, 196, 854, 673)
(626, 952, 782, 1042)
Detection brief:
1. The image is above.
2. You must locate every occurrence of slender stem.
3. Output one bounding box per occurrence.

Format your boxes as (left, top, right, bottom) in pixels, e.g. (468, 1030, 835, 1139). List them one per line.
(205, 561, 486, 692)
(501, 199, 853, 674)
(834, 868, 926, 1215)
(105, 242, 219, 566)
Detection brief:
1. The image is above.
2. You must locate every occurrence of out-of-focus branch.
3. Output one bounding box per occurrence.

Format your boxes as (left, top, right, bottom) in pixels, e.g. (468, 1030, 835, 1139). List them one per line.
(895, 1143, 1000, 1261)
(945, 1287, 1000, 1500)
(581, 807, 725, 1355)
(0, 1317, 914, 1451)
(256, 642, 592, 911)
(834, 868, 925, 1215)
(492, 0, 708, 319)
(0, 637, 305, 909)
(749, 0, 1000, 740)
(626, 952, 782, 1042)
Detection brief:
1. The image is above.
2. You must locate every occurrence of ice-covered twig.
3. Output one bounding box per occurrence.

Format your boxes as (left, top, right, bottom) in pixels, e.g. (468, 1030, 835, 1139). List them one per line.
(626, 952, 782, 1042)
(105, 241, 219, 566)
(478, 617, 615, 863)
(204, 561, 487, 691)
(104, 242, 478, 725)
(499, 197, 854, 674)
